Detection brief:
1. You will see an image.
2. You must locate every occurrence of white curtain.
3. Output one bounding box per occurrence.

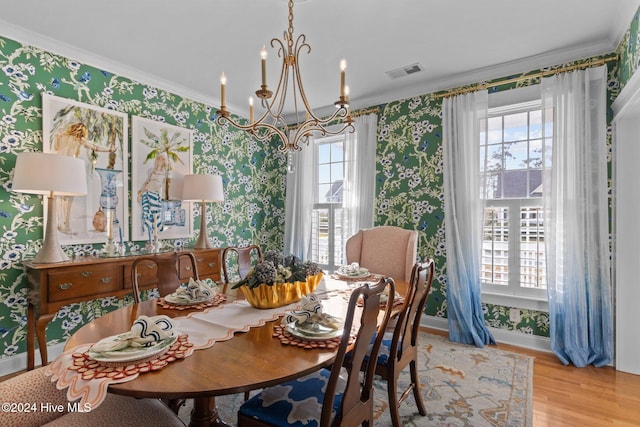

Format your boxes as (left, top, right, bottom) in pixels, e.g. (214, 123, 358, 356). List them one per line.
(344, 113, 377, 237)
(442, 90, 495, 347)
(542, 65, 613, 367)
(284, 145, 316, 259)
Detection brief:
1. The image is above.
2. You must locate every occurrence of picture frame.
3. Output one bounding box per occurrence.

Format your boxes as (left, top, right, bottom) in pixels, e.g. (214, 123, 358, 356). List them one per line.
(42, 93, 129, 246)
(131, 116, 193, 241)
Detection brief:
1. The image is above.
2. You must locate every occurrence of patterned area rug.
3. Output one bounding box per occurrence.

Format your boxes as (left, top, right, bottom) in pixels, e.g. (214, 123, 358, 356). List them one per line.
(178, 331, 533, 426)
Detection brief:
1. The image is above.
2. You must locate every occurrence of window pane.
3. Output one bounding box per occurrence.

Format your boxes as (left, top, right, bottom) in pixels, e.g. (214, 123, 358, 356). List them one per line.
(481, 207, 509, 286)
(520, 207, 546, 289)
(318, 144, 330, 163)
(486, 143, 503, 172)
(529, 110, 542, 138)
(318, 164, 331, 184)
(311, 208, 329, 265)
(502, 170, 529, 198)
(318, 183, 331, 203)
(487, 116, 503, 144)
(331, 142, 343, 162)
(331, 163, 343, 182)
(504, 112, 528, 142)
(529, 139, 542, 168)
(504, 141, 528, 169)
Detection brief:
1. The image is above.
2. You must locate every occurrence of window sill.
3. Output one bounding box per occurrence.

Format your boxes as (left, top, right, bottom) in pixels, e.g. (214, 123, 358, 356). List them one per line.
(481, 291, 548, 312)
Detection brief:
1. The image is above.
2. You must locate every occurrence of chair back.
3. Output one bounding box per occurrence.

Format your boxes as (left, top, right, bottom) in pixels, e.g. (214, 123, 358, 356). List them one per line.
(222, 245, 263, 284)
(130, 252, 199, 303)
(392, 259, 434, 363)
(345, 226, 418, 281)
(323, 277, 395, 426)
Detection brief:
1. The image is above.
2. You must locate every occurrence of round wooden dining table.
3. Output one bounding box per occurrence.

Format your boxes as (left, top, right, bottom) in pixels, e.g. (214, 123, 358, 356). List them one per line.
(63, 279, 407, 427)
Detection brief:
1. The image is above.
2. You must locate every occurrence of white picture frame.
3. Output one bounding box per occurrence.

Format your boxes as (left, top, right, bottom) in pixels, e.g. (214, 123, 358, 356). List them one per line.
(131, 116, 193, 241)
(42, 93, 129, 246)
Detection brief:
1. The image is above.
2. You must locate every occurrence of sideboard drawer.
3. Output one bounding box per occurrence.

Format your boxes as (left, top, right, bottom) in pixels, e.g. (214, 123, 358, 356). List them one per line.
(193, 251, 221, 279)
(131, 259, 160, 288)
(47, 265, 122, 302)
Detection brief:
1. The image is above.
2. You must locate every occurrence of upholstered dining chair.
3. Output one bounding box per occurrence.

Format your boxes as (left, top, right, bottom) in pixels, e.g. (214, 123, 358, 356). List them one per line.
(222, 245, 263, 286)
(367, 259, 435, 427)
(130, 252, 200, 303)
(236, 277, 396, 427)
(345, 226, 418, 281)
(0, 366, 185, 426)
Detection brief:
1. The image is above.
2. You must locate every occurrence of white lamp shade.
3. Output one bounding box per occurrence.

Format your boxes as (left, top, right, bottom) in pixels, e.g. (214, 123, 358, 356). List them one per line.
(13, 152, 88, 196)
(182, 174, 224, 202)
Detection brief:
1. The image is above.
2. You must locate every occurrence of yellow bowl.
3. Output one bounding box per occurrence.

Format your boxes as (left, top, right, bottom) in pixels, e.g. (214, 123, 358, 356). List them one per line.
(240, 273, 323, 309)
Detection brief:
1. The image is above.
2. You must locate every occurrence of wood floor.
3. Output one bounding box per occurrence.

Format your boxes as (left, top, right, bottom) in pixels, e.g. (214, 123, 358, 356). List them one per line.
(427, 328, 640, 426)
(3, 330, 639, 426)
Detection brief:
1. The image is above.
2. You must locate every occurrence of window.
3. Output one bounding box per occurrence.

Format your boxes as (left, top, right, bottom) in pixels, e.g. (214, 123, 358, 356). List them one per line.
(310, 135, 348, 272)
(480, 100, 551, 300)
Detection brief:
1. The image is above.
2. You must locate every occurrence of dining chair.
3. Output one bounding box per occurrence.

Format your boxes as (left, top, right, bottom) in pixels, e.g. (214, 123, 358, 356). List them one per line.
(237, 276, 396, 427)
(368, 259, 435, 427)
(130, 252, 200, 304)
(222, 244, 263, 286)
(0, 366, 185, 426)
(345, 226, 418, 281)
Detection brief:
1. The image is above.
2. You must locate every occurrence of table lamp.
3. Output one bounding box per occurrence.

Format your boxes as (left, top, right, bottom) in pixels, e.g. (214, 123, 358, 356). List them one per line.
(12, 152, 88, 263)
(182, 174, 224, 249)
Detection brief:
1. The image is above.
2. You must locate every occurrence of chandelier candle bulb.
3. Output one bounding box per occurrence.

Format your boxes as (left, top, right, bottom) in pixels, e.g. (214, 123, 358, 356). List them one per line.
(340, 59, 346, 97)
(249, 96, 254, 124)
(261, 46, 267, 87)
(220, 72, 227, 108)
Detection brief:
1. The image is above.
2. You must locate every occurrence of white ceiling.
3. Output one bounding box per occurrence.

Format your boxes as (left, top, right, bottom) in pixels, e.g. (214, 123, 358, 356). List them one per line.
(2, 0, 639, 119)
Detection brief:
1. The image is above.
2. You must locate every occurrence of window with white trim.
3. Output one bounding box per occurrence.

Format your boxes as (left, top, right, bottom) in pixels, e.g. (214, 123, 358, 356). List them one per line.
(480, 100, 551, 300)
(310, 135, 348, 272)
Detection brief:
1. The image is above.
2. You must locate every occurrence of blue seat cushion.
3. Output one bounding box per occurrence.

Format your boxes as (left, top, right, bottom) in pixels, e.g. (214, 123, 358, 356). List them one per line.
(238, 368, 346, 427)
(360, 331, 395, 365)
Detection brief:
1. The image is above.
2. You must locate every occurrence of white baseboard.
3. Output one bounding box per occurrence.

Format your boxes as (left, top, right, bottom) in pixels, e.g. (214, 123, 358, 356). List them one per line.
(0, 343, 65, 377)
(422, 315, 552, 353)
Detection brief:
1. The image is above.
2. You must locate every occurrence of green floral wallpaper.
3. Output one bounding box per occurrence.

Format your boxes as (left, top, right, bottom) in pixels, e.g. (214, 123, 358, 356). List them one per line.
(0, 34, 287, 359)
(616, 5, 640, 89)
(3, 4, 640, 362)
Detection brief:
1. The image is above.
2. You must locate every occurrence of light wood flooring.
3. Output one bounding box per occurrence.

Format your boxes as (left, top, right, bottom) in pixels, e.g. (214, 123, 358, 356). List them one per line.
(3, 330, 639, 426)
(427, 328, 640, 426)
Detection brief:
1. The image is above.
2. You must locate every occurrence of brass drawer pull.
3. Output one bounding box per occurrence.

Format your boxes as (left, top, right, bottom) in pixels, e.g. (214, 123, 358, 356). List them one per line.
(185, 266, 192, 271)
(197, 257, 205, 262)
(100, 277, 112, 284)
(58, 282, 73, 290)
(80, 271, 92, 278)
(208, 262, 216, 268)
(146, 263, 155, 269)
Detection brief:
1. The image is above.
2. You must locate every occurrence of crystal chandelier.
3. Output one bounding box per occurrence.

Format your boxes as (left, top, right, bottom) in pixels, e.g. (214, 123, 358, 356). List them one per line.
(216, 0, 354, 152)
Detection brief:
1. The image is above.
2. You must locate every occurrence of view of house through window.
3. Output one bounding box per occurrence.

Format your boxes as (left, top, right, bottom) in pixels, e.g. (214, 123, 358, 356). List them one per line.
(311, 135, 347, 272)
(481, 101, 550, 299)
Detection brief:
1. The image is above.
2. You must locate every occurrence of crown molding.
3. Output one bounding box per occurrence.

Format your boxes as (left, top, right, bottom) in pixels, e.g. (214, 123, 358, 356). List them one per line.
(0, 20, 246, 118)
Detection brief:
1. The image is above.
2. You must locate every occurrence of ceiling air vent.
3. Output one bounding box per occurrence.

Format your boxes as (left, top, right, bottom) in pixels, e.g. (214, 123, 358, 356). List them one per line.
(385, 63, 424, 80)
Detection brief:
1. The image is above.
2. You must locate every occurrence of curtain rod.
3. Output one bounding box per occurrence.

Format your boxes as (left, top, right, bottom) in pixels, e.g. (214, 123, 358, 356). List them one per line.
(434, 55, 618, 99)
(350, 106, 380, 118)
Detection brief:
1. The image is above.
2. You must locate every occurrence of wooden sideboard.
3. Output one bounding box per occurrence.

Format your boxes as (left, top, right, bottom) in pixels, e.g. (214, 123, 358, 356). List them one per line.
(23, 248, 221, 370)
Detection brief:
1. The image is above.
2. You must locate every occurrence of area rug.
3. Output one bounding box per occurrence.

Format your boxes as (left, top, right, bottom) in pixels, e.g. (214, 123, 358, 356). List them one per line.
(178, 331, 533, 426)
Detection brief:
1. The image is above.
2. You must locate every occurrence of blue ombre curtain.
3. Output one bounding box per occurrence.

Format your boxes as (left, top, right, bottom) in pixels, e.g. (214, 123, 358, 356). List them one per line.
(541, 65, 613, 367)
(442, 90, 495, 347)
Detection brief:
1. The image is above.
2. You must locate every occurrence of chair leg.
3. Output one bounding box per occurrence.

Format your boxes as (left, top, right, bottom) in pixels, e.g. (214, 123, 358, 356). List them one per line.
(387, 371, 402, 427)
(409, 360, 427, 416)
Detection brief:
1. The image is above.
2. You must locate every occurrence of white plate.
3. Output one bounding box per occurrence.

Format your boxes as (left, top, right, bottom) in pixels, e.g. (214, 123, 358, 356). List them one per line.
(286, 320, 344, 341)
(88, 335, 177, 363)
(335, 267, 370, 279)
(164, 292, 212, 306)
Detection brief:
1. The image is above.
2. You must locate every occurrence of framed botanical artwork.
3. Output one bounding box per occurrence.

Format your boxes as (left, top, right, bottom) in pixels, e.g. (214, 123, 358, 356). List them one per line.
(42, 93, 129, 246)
(131, 116, 193, 242)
